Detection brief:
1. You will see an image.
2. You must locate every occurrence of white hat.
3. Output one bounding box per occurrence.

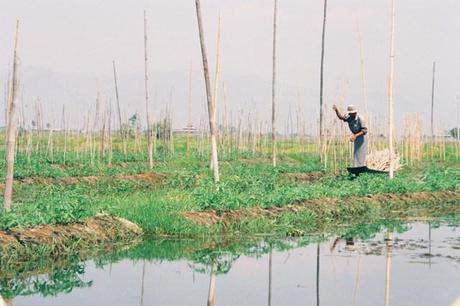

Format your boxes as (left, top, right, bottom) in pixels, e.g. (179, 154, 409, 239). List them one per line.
(347, 105, 358, 114)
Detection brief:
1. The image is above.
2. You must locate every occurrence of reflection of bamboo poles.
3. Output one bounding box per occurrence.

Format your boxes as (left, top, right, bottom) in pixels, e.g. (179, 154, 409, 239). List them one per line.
(428, 222, 432, 268)
(0, 295, 12, 306)
(316, 243, 320, 306)
(352, 255, 362, 306)
(140, 260, 146, 306)
(208, 261, 217, 306)
(384, 232, 393, 306)
(268, 249, 273, 306)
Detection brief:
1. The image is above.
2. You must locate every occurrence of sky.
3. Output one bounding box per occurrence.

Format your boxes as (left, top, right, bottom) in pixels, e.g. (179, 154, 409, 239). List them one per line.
(0, 0, 459, 134)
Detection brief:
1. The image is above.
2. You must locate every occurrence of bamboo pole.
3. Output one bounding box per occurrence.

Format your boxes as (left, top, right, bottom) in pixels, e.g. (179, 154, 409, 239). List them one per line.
(222, 81, 229, 154)
(108, 99, 113, 167)
(430, 61, 436, 159)
(211, 12, 222, 170)
(357, 21, 373, 153)
(4, 21, 20, 211)
(112, 60, 127, 158)
(430, 61, 436, 138)
(186, 63, 193, 158)
(388, 0, 396, 179)
(195, 0, 220, 182)
(319, 0, 328, 156)
(456, 96, 459, 158)
(144, 10, 154, 168)
(271, 0, 278, 167)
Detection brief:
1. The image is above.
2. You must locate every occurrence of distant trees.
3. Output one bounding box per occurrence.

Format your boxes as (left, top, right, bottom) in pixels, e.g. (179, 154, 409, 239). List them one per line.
(449, 128, 460, 138)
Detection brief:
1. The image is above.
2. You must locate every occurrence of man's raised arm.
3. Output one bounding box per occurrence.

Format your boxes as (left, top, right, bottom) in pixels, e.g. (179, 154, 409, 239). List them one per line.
(332, 105, 345, 120)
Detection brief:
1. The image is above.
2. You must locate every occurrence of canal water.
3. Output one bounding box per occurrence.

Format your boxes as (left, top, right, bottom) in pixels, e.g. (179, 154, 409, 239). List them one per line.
(3, 221, 459, 306)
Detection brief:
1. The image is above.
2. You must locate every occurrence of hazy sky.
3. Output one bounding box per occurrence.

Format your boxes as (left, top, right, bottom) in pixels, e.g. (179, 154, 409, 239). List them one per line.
(0, 0, 459, 133)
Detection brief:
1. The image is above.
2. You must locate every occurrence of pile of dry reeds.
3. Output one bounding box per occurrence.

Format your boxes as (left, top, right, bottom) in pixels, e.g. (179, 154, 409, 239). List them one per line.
(367, 149, 402, 172)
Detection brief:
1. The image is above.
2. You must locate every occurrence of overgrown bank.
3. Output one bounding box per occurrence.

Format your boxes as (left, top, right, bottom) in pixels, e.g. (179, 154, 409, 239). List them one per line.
(0, 214, 142, 266)
(183, 189, 460, 236)
(1, 216, 459, 301)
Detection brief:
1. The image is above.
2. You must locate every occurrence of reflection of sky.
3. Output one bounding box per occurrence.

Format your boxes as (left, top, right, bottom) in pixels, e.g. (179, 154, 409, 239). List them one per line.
(15, 223, 460, 306)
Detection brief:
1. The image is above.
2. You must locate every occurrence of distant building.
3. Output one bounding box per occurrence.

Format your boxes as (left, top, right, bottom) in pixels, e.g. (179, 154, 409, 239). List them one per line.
(174, 124, 199, 135)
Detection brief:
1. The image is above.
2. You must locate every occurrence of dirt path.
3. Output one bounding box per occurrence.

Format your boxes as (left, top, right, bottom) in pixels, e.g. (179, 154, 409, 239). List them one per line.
(17, 172, 168, 185)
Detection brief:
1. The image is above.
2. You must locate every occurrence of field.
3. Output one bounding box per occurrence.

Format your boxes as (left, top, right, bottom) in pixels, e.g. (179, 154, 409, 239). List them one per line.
(0, 132, 458, 240)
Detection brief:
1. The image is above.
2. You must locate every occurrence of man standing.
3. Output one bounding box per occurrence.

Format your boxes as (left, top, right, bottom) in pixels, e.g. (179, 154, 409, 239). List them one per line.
(333, 105, 368, 167)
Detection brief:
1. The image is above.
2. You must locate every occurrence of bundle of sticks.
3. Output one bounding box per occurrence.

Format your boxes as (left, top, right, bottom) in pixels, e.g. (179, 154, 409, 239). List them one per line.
(366, 149, 402, 172)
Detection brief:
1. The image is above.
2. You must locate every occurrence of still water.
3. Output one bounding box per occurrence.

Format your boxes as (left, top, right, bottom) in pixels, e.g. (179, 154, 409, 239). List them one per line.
(3, 221, 460, 306)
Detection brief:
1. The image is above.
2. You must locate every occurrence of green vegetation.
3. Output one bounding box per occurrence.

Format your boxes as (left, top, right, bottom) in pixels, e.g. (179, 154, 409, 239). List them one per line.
(0, 137, 458, 237)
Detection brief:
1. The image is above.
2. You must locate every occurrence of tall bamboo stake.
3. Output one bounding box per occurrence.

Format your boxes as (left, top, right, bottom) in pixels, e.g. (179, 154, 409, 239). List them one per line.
(4, 21, 20, 211)
(271, 0, 278, 167)
(456, 95, 459, 158)
(319, 0, 328, 156)
(144, 10, 154, 168)
(195, 0, 220, 182)
(108, 99, 113, 166)
(112, 60, 127, 158)
(430, 61, 436, 138)
(357, 21, 373, 152)
(211, 12, 222, 170)
(430, 61, 436, 159)
(186, 63, 193, 157)
(388, 0, 396, 179)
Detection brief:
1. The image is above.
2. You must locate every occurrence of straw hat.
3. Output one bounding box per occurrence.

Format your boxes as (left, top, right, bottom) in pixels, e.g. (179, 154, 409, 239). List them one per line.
(347, 105, 358, 114)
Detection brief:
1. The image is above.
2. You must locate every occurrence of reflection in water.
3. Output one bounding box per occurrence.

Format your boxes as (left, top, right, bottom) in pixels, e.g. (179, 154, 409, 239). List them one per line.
(384, 232, 393, 306)
(139, 260, 146, 306)
(316, 243, 320, 306)
(2, 219, 459, 306)
(0, 295, 12, 306)
(207, 261, 217, 306)
(352, 254, 362, 306)
(428, 222, 432, 268)
(268, 249, 272, 306)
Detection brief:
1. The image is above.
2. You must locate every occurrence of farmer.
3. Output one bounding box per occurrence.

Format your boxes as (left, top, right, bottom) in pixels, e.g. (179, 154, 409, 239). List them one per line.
(332, 104, 368, 167)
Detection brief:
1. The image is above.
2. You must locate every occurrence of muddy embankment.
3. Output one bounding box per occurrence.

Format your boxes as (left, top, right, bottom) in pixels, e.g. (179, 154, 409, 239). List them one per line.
(184, 189, 460, 226)
(0, 214, 142, 267)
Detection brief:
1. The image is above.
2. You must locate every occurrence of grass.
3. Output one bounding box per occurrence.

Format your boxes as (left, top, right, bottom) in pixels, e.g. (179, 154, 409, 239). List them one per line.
(0, 137, 458, 237)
